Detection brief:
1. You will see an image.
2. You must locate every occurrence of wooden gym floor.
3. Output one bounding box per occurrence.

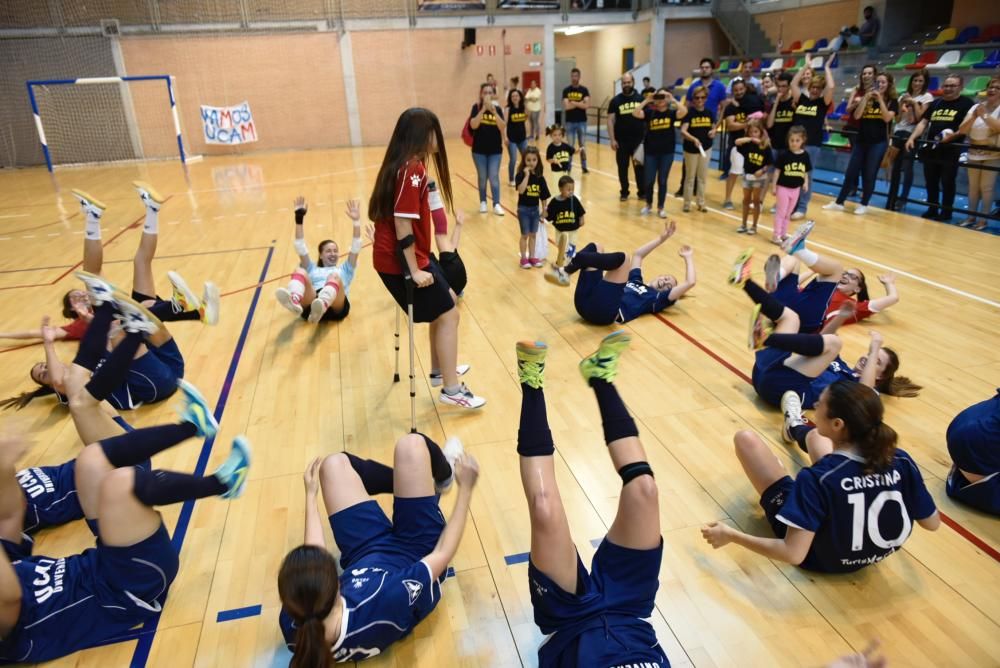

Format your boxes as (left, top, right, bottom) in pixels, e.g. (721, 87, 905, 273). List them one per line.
(0, 140, 998, 667)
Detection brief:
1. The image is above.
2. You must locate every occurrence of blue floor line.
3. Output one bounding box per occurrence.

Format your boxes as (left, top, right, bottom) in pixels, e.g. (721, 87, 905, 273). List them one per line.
(216, 605, 263, 623)
(128, 245, 274, 668)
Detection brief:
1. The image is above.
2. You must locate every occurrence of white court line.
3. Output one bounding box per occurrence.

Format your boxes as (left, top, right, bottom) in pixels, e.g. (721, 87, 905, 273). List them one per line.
(583, 165, 1000, 309)
(184, 164, 380, 194)
(0, 213, 30, 219)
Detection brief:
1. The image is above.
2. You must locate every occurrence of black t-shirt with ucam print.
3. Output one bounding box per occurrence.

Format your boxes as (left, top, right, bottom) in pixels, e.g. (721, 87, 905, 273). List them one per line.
(507, 106, 527, 143)
(683, 108, 714, 153)
(563, 85, 590, 123)
(793, 94, 829, 147)
(643, 107, 679, 154)
(608, 91, 646, 145)
(470, 103, 504, 155)
(857, 96, 898, 145)
(770, 96, 797, 150)
(922, 96, 975, 139)
(546, 141, 575, 172)
(775, 149, 812, 188)
(515, 171, 552, 208)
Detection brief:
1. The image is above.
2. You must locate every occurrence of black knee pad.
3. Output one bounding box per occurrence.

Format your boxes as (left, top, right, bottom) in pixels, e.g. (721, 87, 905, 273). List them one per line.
(618, 461, 654, 486)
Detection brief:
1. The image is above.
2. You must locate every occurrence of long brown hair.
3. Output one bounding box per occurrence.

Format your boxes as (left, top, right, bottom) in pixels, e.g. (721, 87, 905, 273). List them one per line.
(824, 381, 897, 472)
(278, 545, 341, 668)
(517, 146, 543, 177)
(877, 73, 899, 102)
(368, 108, 452, 223)
(854, 64, 877, 96)
(906, 68, 930, 96)
(875, 347, 922, 398)
(2, 365, 56, 411)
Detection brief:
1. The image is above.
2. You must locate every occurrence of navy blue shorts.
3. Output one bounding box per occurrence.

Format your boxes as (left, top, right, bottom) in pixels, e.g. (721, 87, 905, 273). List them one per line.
(751, 348, 815, 408)
(528, 538, 662, 636)
(330, 497, 445, 572)
(946, 467, 1000, 516)
(518, 205, 541, 235)
(91, 522, 179, 624)
(574, 271, 625, 326)
(106, 340, 183, 409)
(298, 295, 351, 322)
(19, 461, 83, 535)
(772, 273, 838, 333)
(760, 476, 795, 538)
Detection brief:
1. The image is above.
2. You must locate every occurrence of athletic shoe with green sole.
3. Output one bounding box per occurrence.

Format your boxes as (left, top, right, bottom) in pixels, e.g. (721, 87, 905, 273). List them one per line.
(516, 341, 547, 389)
(728, 248, 754, 287)
(214, 436, 251, 500)
(579, 331, 631, 384)
(176, 379, 218, 439)
(748, 303, 774, 350)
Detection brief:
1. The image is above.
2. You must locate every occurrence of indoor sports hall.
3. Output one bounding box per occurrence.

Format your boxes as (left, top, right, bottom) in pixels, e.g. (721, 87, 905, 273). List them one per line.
(0, 0, 998, 666)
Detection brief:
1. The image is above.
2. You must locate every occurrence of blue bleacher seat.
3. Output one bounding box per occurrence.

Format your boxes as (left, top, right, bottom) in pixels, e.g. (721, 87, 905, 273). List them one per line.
(974, 49, 1000, 69)
(828, 100, 848, 121)
(948, 26, 979, 44)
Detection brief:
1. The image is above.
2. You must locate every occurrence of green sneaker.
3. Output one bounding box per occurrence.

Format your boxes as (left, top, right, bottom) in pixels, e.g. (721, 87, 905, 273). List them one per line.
(516, 340, 547, 389)
(579, 331, 631, 384)
(214, 436, 251, 500)
(727, 247, 754, 287)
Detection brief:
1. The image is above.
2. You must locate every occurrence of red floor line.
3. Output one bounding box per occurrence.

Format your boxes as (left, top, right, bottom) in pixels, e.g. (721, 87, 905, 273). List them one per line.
(220, 275, 286, 298)
(0, 342, 42, 355)
(454, 169, 1000, 564)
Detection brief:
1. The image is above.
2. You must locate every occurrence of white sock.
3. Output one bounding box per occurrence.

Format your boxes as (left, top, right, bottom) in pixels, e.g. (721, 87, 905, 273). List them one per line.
(143, 206, 159, 234)
(317, 282, 338, 306)
(84, 213, 101, 241)
(288, 276, 306, 304)
(794, 248, 819, 267)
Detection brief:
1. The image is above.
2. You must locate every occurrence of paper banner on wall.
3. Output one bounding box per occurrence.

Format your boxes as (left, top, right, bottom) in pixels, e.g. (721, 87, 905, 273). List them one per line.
(201, 101, 258, 145)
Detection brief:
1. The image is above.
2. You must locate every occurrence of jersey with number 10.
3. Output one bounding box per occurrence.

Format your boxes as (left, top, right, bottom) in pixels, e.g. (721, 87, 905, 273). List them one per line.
(777, 449, 937, 573)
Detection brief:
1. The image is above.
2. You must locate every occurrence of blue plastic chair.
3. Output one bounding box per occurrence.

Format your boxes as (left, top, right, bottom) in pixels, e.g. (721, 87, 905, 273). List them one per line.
(828, 100, 848, 121)
(948, 26, 979, 44)
(813, 38, 829, 51)
(974, 49, 1000, 69)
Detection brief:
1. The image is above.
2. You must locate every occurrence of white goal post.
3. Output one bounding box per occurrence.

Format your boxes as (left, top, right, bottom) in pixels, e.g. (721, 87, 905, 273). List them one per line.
(26, 75, 187, 172)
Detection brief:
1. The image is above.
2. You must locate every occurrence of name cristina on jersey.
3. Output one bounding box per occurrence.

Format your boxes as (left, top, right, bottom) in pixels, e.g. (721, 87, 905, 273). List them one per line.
(839, 468, 902, 492)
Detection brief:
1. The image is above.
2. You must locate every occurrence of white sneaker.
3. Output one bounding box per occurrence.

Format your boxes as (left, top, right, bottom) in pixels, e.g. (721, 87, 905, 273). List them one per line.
(791, 211, 805, 221)
(167, 270, 200, 313)
(74, 270, 116, 306)
(640, 206, 651, 216)
(114, 292, 162, 335)
(658, 209, 668, 219)
(439, 383, 486, 409)
(493, 203, 505, 216)
(479, 201, 488, 213)
(853, 205, 868, 216)
(780, 391, 805, 444)
(71, 189, 106, 219)
(201, 282, 220, 325)
(822, 202, 845, 212)
(429, 364, 471, 387)
(435, 436, 465, 494)
(307, 298, 327, 323)
(132, 181, 165, 212)
(275, 288, 303, 315)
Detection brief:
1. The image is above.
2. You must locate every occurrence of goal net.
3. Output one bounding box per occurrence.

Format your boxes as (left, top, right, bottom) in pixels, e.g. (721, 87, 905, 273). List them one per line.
(28, 75, 187, 171)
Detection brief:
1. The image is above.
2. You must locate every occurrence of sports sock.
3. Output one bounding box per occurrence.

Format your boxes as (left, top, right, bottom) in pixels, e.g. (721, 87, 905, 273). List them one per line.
(345, 453, 394, 495)
(517, 384, 555, 457)
(419, 433, 453, 484)
(764, 333, 826, 356)
(72, 301, 116, 370)
(143, 206, 159, 235)
(317, 279, 339, 307)
(444, 384, 463, 396)
(132, 467, 226, 507)
(589, 378, 638, 445)
(569, 250, 626, 272)
(789, 424, 814, 454)
(83, 333, 144, 401)
(84, 211, 102, 240)
(99, 422, 198, 468)
(792, 247, 819, 267)
(743, 279, 785, 322)
(287, 272, 306, 305)
(148, 299, 200, 322)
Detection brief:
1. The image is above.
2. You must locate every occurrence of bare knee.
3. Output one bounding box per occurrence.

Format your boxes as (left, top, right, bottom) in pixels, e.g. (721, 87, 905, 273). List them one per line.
(822, 334, 843, 356)
(528, 488, 563, 533)
(68, 386, 98, 411)
(437, 305, 459, 326)
(734, 429, 764, 460)
(320, 453, 352, 485)
(98, 466, 136, 506)
(76, 442, 111, 476)
(622, 474, 658, 508)
(393, 433, 429, 467)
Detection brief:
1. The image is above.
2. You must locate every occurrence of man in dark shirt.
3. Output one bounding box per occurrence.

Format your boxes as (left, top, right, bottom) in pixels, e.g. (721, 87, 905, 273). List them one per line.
(640, 77, 656, 99)
(607, 73, 647, 201)
(906, 75, 974, 221)
(721, 79, 765, 208)
(562, 68, 591, 173)
(859, 5, 880, 47)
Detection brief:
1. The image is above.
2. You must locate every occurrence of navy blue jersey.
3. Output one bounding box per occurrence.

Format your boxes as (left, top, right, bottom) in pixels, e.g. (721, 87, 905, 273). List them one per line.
(947, 390, 1000, 475)
(0, 524, 177, 664)
(280, 559, 441, 662)
(777, 449, 937, 573)
(616, 269, 675, 323)
(809, 356, 860, 397)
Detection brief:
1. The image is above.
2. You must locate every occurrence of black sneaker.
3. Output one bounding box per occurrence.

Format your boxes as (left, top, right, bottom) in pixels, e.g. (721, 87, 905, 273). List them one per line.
(619, 194, 629, 202)
(582, 167, 589, 174)
(921, 208, 939, 219)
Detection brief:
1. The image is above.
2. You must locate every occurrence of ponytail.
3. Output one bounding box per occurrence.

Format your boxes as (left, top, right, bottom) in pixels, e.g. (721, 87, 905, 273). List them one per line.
(875, 347, 921, 398)
(278, 545, 340, 668)
(824, 381, 897, 473)
(545, 124, 564, 138)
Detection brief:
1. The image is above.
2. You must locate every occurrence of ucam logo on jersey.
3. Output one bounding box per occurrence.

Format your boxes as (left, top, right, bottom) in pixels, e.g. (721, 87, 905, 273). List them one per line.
(402, 579, 423, 605)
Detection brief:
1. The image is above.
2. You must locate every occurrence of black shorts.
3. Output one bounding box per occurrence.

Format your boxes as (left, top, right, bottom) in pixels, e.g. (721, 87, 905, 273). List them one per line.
(131, 290, 160, 303)
(299, 295, 351, 322)
(434, 251, 467, 297)
(574, 270, 625, 326)
(379, 264, 455, 324)
(760, 475, 795, 538)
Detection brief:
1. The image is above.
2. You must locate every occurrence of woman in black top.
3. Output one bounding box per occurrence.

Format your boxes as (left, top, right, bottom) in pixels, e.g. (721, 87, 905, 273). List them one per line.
(633, 88, 688, 217)
(470, 83, 507, 217)
(790, 54, 836, 217)
(825, 68, 896, 215)
(506, 89, 529, 188)
(680, 86, 716, 213)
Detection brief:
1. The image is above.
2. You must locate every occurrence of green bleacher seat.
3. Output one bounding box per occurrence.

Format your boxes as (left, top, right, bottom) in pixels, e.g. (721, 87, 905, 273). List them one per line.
(963, 75, 990, 97)
(957, 49, 985, 68)
(825, 133, 850, 148)
(886, 53, 916, 70)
